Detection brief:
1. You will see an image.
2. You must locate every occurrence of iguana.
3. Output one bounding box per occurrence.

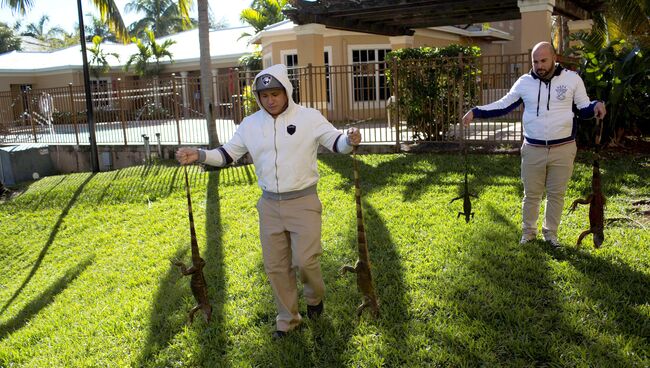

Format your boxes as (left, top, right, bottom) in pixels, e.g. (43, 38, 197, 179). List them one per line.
(340, 147, 380, 318)
(568, 158, 605, 248)
(173, 166, 212, 324)
(450, 169, 477, 223)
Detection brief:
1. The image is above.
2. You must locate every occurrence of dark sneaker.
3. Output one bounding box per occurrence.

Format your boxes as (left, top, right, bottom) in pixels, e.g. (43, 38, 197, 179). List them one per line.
(519, 234, 536, 245)
(546, 238, 562, 248)
(271, 330, 287, 340)
(307, 301, 324, 319)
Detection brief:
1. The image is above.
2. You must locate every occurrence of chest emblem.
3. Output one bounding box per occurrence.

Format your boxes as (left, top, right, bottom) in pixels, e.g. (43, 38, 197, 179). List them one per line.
(555, 85, 568, 101)
(287, 124, 296, 135)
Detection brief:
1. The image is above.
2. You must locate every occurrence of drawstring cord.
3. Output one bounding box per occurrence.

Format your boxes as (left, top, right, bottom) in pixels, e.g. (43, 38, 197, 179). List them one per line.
(536, 78, 552, 117)
(536, 80, 542, 116)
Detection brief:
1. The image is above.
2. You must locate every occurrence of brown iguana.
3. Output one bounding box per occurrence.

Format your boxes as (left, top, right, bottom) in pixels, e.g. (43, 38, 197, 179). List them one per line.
(173, 166, 212, 323)
(450, 169, 477, 223)
(568, 158, 605, 248)
(340, 146, 380, 318)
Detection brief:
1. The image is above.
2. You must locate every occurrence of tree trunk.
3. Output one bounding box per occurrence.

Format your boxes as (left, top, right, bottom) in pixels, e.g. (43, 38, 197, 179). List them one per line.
(198, 0, 219, 148)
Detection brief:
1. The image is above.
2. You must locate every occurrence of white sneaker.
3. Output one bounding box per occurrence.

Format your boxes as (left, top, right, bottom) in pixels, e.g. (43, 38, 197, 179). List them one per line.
(519, 234, 536, 245)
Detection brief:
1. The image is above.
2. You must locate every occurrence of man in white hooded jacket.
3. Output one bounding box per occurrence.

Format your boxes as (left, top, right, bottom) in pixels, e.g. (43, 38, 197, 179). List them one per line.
(463, 42, 606, 247)
(177, 64, 361, 338)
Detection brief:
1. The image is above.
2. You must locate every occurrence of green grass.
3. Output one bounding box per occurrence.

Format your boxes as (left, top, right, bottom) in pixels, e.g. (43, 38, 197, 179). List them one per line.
(0, 152, 648, 367)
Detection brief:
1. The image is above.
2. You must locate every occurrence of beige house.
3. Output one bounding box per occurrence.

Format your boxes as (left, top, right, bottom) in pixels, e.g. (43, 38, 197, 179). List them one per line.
(0, 3, 594, 132)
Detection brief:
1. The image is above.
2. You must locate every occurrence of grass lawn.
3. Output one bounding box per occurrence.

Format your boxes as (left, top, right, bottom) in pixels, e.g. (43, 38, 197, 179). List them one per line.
(0, 152, 648, 367)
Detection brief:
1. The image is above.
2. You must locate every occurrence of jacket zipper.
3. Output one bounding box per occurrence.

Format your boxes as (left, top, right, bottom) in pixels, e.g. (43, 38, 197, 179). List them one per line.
(273, 117, 280, 194)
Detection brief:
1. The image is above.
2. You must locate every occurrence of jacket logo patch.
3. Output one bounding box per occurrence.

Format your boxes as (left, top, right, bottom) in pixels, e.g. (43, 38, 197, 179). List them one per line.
(287, 124, 296, 135)
(555, 85, 568, 100)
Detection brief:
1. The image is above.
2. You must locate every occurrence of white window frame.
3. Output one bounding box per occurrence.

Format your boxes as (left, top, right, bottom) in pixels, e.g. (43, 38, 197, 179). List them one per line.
(347, 44, 392, 110)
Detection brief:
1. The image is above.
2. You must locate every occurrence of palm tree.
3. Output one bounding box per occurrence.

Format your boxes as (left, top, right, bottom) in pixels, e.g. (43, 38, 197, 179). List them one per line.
(21, 15, 66, 45)
(85, 13, 117, 43)
(88, 35, 119, 78)
(124, 28, 175, 77)
(239, 0, 288, 39)
(4, 0, 130, 42)
(125, 0, 197, 38)
(589, 0, 649, 47)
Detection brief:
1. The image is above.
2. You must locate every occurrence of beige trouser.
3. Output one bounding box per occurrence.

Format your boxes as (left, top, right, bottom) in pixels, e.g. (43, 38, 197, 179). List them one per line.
(256, 193, 325, 332)
(520, 142, 577, 240)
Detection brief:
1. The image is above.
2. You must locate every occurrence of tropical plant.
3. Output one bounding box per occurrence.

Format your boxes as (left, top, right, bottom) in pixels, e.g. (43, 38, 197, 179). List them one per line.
(124, 28, 175, 77)
(0, 22, 22, 53)
(20, 15, 65, 45)
(85, 13, 117, 43)
(3, 0, 130, 42)
(239, 0, 288, 39)
(386, 45, 481, 141)
(88, 35, 119, 78)
(125, 0, 197, 38)
(238, 49, 263, 71)
(571, 35, 649, 146)
(589, 0, 649, 48)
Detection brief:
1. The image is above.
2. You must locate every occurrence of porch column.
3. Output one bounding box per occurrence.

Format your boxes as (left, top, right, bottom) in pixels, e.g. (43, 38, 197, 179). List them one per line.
(389, 35, 414, 51)
(295, 23, 327, 112)
(567, 19, 594, 50)
(518, 0, 555, 52)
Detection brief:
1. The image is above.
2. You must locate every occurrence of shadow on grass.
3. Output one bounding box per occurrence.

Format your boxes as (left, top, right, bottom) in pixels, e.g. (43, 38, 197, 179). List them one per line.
(430, 203, 644, 366)
(196, 170, 230, 365)
(1, 173, 95, 315)
(0, 256, 94, 340)
(545, 246, 650, 350)
(319, 152, 521, 203)
(136, 168, 229, 367)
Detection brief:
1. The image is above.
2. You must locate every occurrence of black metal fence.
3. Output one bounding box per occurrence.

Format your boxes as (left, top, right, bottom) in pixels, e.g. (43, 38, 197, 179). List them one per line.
(0, 53, 549, 147)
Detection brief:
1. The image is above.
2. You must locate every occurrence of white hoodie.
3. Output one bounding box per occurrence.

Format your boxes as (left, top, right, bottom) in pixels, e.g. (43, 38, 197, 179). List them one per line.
(201, 64, 352, 194)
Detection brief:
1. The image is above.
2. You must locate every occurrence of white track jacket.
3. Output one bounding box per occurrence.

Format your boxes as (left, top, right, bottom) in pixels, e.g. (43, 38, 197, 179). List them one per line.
(201, 64, 351, 194)
(472, 65, 599, 146)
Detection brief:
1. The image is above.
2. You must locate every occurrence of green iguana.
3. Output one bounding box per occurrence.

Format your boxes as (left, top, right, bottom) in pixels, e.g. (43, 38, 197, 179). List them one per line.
(173, 166, 212, 324)
(450, 169, 477, 223)
(340, 147, 380, 318)
(568, 159, 605, 248)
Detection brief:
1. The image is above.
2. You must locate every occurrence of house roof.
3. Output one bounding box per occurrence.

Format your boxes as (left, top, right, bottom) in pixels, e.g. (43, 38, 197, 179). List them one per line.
(284, 0, 605, 36)
(0, 26, 256, 74)
(249, 19, 514, 44)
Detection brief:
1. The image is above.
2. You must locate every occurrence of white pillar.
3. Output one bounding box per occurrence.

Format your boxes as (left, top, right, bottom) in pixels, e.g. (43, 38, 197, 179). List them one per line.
(518, 0, 555, 53)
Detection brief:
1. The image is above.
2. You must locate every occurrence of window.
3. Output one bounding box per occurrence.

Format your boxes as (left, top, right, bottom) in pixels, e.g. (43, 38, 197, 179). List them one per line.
(324, 50, 331, 104)
(283, 53, 301, 103)
(351, 48, 391, 103)
(90, 79, 111, 108)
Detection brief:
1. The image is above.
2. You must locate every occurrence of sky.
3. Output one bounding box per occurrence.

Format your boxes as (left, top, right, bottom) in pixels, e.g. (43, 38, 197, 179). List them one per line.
(0, 0, 252, 33)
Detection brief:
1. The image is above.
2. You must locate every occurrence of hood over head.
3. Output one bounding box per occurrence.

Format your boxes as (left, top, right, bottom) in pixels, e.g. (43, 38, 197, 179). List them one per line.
(252, 63, 296, 114)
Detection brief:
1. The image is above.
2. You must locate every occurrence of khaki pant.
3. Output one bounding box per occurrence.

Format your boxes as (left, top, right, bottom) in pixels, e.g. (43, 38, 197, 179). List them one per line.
(256, 193, 325, 332)
(520, 142, 577, 240)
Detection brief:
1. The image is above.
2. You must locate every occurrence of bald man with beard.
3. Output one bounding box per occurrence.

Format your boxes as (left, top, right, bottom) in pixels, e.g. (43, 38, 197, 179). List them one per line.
(463, 42, 606, 247)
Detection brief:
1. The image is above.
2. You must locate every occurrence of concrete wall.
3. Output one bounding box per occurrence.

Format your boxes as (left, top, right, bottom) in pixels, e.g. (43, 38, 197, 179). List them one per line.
(48, 144, 183, 174)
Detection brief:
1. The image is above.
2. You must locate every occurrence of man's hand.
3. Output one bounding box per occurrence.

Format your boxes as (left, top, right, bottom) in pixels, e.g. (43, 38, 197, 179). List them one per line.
(594, 101, 607, 119)
(347, 127, 362, 146)
(176, 147, 200, 165)
(462, 110, 474, 127)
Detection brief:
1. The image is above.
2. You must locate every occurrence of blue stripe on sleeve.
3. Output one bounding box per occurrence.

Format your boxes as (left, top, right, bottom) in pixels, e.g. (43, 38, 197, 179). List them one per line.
(577, 101, 599, 119)
(472, 98, 523, 119)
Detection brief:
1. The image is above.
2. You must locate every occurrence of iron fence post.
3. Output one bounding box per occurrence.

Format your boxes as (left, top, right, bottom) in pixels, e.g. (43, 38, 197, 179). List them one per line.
(171, 75, 182, 145)
(68, 83, 80, 146)
(115, 78, 128, 145)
